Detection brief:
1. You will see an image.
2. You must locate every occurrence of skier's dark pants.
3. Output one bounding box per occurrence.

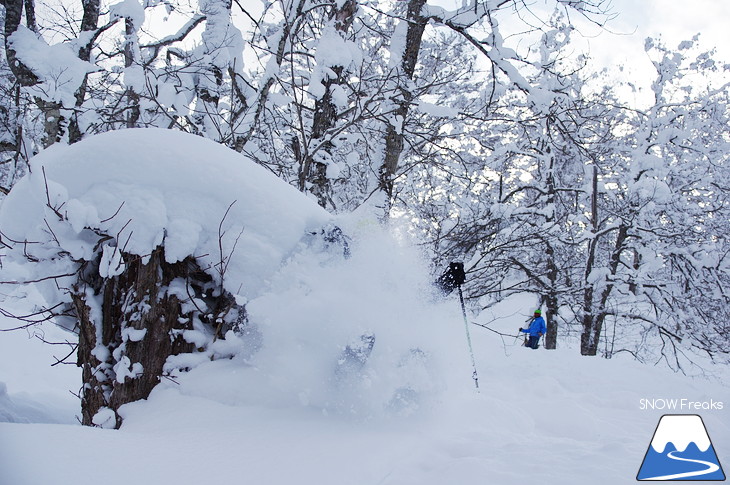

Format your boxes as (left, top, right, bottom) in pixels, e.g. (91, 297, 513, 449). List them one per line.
(527, 336, 540, 349)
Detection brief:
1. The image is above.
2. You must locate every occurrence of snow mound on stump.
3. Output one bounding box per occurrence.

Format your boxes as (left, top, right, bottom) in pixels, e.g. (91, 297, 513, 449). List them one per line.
(0, 128, 331, 302)
(0, 128, 470, 419)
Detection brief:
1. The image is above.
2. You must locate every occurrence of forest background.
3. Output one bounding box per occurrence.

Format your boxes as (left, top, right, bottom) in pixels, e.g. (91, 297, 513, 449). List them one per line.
(1, 0, 729, 369)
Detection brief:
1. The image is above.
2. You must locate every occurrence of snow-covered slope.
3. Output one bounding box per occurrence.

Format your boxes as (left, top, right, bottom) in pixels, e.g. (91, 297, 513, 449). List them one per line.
(1, 306, 728, 485)
(1, 129, 728, 485)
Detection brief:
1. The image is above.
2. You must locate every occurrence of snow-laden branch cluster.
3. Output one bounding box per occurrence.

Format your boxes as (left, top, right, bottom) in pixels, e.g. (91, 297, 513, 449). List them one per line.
(1, 0, 729, 376)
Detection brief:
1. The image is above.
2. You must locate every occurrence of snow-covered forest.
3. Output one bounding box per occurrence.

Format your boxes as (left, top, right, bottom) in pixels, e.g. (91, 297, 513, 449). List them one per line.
(0, 0, 729, 483)
(3, 0, 729, 360)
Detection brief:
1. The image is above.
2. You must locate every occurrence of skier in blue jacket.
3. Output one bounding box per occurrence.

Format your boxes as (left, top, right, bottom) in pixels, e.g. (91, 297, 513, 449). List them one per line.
(519, 309, 546, 349)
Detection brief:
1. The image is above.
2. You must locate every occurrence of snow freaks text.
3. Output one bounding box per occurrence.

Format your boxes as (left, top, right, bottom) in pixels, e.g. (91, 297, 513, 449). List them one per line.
(639, 399, 724, 411)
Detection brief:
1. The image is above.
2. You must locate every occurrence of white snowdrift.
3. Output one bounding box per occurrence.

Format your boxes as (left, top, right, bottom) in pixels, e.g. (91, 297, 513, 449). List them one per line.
(1, 299, 729, 485)
(8, 26, 96, 106)
(0, 128, 331, 304)
(0, 127, 469, 417)
(173, 220, 467, 415)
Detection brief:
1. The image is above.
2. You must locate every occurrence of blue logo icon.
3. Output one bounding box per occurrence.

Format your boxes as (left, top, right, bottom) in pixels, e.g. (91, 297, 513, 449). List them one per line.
(637, 414, 726, 481)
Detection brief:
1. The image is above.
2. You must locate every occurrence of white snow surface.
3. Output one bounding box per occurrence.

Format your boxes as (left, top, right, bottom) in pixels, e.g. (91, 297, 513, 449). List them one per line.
(0, 128, 331, 303)
(1, 297, 729, 485)
(650, 414, 712, 453)
(8, 26, 96, 106)
(109, 0, 145, 26)
(0, 128, 728, 484)
(308, 25, 362, 99)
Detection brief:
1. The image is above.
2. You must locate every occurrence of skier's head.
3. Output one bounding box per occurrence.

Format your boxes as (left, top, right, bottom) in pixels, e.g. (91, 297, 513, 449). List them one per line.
(534, 309, 542, 316)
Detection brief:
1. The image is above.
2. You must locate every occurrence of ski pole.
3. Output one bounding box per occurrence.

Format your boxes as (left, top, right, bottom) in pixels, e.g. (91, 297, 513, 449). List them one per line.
(457, 283, 479, 391)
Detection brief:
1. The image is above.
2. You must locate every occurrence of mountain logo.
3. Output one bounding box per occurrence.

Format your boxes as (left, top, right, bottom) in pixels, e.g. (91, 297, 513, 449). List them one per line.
(637, 414, 726, 481)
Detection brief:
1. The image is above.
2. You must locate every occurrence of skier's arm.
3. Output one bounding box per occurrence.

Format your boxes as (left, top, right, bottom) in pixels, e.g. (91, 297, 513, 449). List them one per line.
(520, 317, 535, 334)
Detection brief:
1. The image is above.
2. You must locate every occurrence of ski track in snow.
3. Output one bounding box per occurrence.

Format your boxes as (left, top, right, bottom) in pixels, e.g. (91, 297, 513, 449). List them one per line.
(640, 450, 720, 481)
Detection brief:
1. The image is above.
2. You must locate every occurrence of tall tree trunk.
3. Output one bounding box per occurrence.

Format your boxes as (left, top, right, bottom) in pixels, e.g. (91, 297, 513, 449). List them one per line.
(580, 290, 598, 356)
(23, 0, 36, 32)
(543, 149, 558, 349)
(234, 0, 307, 152)
(3, 0, 39, 86)
(124, 17, 140, 128)
(544, 286, 559, 349)
(3, 0, 65, 146)
(581, 164, 600, 356)
(379, 0, 428, 217)
(544, 241, 559, 349)
(298, 0, 357, 209)
(68, 0, 101, 144)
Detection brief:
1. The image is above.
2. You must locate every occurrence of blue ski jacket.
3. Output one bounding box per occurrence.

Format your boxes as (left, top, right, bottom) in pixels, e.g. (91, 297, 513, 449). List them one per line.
(521, 316, 546, 337)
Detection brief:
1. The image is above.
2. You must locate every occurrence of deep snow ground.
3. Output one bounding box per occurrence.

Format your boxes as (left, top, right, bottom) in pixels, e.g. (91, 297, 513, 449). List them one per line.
(0, 128, 726, 484)
(1, 304, 728, 485)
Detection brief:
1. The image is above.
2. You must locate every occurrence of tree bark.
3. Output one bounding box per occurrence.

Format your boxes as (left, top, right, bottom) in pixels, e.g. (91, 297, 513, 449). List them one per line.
(68, 0, 101, 144)
(36, 98, 64, 147)
(124, 17, 140, 128)
(544, 150, 558, 349)
(74, 247, 197, 428)
(580, 165, 600, 356)
(379, 0, 428, 217)
(544, 276, 559, 349)
(3, 0, 39, 86)
(298, 0, 357, 209)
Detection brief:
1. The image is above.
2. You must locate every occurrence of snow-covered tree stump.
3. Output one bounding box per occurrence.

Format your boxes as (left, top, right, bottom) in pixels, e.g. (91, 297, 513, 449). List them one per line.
(73, 247, 202, 428)
(0, 129, 332, 428)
